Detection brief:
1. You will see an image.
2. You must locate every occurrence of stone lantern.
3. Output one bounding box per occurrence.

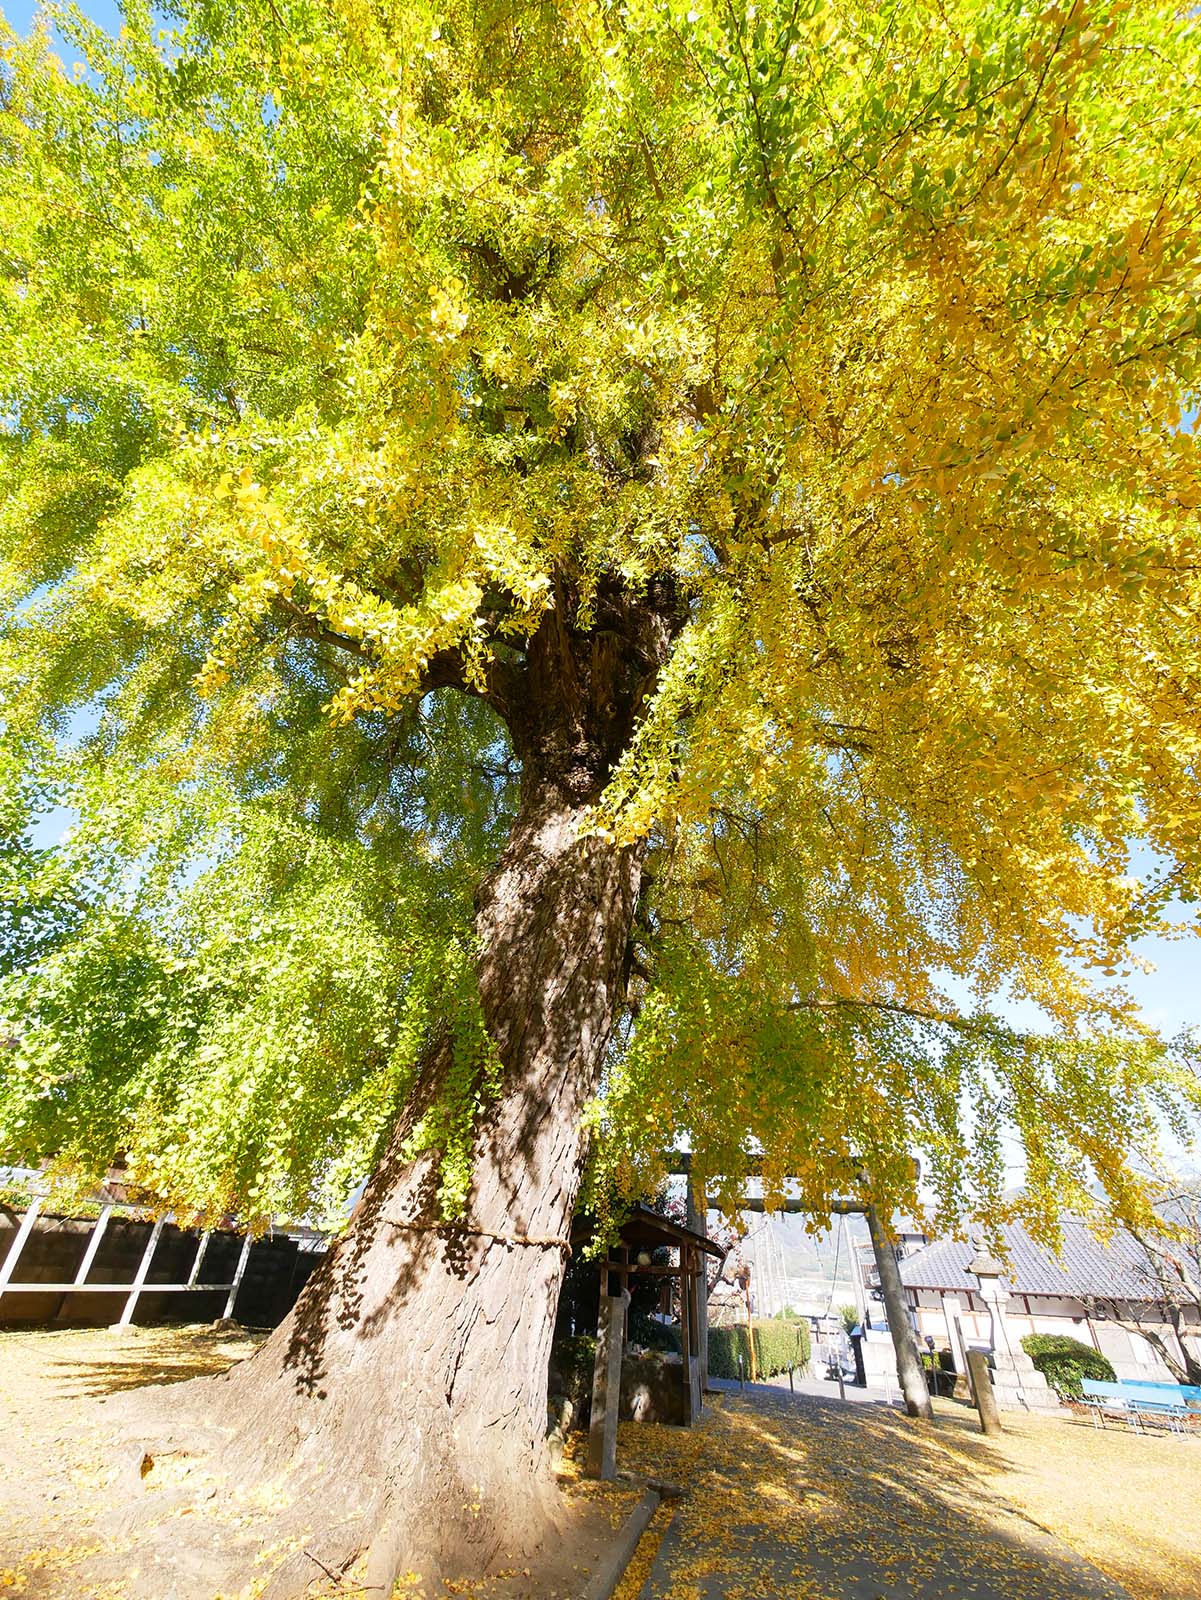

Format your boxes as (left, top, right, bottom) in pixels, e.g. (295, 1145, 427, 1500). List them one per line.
(967, 1245, 1059, 1412)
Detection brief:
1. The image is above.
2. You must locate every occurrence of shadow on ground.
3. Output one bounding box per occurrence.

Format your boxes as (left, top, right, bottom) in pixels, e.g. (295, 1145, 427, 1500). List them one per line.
(622, 1386, 1155, 1600)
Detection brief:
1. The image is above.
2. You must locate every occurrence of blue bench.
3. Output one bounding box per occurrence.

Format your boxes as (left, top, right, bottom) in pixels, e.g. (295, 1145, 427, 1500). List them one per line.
(1080, 1379, 1199, 1434)
(1119, 1378, 1201, 1405)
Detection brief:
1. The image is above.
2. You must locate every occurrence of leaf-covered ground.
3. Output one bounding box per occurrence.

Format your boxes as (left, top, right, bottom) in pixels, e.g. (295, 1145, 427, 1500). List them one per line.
(934, 1398, 1201, 1600)
(0, 1324, 637, 1599)
(613, 1385, 1201, 1600)
(2, 1326, 1198, 1599)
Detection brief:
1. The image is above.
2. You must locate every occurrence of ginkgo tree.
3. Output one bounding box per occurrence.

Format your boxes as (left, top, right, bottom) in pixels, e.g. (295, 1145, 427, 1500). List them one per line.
(2, 0, 1201, 1590)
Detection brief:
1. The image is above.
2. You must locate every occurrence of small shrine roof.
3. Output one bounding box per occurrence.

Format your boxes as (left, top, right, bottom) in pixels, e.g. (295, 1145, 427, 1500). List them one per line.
(571, 1201, 726, 1260)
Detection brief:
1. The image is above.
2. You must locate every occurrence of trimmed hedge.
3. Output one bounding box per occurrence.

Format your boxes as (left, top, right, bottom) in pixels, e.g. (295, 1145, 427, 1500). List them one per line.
(1021, 1332, 1115, 1399)
(709, 1317, 812, 1381)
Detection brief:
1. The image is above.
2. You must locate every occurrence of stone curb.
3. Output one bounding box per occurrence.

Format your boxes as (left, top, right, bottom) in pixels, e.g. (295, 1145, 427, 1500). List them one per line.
(581, 1487, 661, 1600)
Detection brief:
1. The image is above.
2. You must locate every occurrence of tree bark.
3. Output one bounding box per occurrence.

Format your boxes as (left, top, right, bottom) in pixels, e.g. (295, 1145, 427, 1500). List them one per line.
(866, 1204, 934, 1420)
(1098, 1217, 1201, 1386)
(1096, 1300, 1201, 1386)
(195, 793, 646, 1592)
(1167, 1309, 1201, 1385)
(106, 581, 683, 1596)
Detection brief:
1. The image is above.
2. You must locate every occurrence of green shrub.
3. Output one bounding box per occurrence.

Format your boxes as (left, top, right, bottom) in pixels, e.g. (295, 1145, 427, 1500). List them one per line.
(706, 1326, 744, 1379)
(1021, 1333, 1115, 1399)
(709, 1318, 811, 1380)
(757, 1316, 812, 1377)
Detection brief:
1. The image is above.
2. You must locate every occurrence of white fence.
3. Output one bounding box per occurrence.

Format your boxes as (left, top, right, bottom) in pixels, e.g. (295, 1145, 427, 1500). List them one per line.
(0, 1194, 253, 1326)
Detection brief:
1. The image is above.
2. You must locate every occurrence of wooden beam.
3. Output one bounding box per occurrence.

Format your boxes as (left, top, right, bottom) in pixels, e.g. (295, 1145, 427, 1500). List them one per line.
(221, 1231, 253, 1321)
(686, 1174, 710, 1398)
(0, 1197, 44, 1297)
(117, 1214, 166, 1328)
(604, 1261, 700, 1278)
(72, 1205, 113, 1287)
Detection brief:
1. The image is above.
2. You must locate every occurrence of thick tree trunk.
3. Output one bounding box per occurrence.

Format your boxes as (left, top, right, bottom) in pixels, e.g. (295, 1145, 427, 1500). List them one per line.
(192, 792, 644, 1593)
(103, 582, 682, 1597)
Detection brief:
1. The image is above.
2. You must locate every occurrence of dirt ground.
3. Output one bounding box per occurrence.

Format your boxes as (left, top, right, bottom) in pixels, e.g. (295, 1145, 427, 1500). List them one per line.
(0, 1324, 637, 1600)
(3, 1328, 1199, 1600)
(933, 1398, 1201, 1600)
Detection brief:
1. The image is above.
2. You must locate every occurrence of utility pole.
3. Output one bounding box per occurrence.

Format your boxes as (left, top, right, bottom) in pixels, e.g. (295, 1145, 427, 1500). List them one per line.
(773, 1220, 791, 1314)
(761, 1218, 777, 1316)
(841, 1210, 867, 1325)
(866, 1204, 933, 1420)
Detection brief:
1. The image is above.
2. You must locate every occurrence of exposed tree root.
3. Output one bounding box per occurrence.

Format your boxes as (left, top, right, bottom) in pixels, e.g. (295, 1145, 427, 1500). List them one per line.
(91, 1367, 564, 1600)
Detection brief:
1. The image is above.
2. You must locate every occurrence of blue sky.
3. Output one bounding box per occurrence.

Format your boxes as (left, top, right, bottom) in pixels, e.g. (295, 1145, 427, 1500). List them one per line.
(4, 0, 126, 37)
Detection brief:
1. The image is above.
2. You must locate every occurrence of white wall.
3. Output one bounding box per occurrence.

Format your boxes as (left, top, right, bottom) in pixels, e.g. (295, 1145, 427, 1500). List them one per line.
(909, 1288, 1186, 1381)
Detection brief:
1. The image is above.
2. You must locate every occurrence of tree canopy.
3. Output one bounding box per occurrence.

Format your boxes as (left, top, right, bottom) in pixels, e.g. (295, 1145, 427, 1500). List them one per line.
(2, 0, 1200, 1237)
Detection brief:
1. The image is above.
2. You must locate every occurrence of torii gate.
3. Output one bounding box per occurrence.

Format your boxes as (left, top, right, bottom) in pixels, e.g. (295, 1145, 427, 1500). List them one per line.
(666, 1153, 932, 1420)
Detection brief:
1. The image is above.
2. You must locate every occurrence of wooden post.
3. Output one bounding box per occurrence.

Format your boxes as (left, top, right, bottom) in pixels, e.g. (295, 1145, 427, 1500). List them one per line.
(686, 1173, 710, 1394)
(942, 1294, 968, 1374)
(678, 1248, 694, 1427)
(586, 1269, 625, 1480)
(966, 1348, 1002, 1436)
(688, 1260, 702, 1418)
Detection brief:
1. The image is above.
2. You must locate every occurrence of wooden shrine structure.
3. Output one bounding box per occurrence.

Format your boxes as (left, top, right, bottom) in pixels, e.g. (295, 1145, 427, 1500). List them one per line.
(577, 1203, 726, 1479)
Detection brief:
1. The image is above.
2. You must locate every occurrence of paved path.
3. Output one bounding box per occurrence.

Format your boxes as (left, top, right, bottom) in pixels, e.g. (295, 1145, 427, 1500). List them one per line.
(635, 1385, 1131, 1600)
(711, 1373, 899, 1407)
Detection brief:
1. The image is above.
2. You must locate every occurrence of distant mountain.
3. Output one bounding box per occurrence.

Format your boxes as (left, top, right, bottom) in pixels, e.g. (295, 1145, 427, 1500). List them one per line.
(713, 1209, 871, 1317)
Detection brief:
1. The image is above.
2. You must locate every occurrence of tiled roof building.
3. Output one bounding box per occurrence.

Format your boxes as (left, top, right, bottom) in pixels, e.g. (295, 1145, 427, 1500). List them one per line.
(899, 1217, 1155, 1301)
(896, 1216, 1199, 1385)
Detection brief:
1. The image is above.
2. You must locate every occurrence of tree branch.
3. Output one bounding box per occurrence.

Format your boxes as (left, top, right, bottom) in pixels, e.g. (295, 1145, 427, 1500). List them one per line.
(276, 595, 371, 660)
(275, 597, 526, 721)
(787, 994, 973, 1030)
